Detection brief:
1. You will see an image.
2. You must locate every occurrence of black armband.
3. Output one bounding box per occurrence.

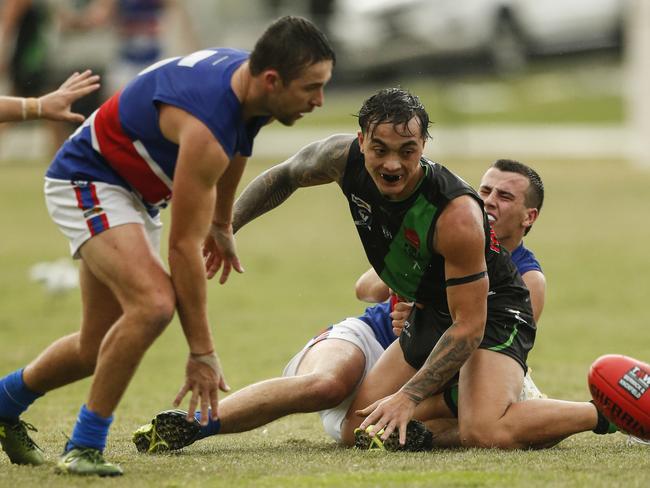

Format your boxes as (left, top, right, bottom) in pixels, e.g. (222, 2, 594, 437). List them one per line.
(445, 270, 487, 288)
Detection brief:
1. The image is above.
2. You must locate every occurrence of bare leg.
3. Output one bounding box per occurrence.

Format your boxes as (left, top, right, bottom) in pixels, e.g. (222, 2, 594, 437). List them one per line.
(414, 391, 454, 420)
(458, 349, 598, 449)
(340, 341, 416, 446)
(424, 418, 460, 447)
(217, 339, 365, 434)
(23, 261, 121, 392)
(25, 224, 174, 418)
(80, 224, 175, 417)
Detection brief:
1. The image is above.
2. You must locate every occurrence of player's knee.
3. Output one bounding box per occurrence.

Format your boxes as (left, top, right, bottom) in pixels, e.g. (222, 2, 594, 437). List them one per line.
(151, 288, 176, 325)
(142, 290, 175, 334)
(309, 375, 351, 408)
(128, 287, 176, 340)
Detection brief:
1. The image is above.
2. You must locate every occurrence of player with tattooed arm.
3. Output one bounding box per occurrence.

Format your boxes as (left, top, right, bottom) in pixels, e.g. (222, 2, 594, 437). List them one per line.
(227, 88, 617, 451)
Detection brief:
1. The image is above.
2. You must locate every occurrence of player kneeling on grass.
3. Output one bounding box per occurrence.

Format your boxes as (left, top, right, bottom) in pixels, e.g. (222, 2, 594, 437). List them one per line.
(178, 88, 620, 452)
(132, 159, 584, 452)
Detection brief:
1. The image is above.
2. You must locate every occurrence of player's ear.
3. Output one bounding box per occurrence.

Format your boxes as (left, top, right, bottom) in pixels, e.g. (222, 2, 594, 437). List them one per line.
(523, 207, 539, 228)
(262, 69, 282, 91)
(357, 130, 365, 152)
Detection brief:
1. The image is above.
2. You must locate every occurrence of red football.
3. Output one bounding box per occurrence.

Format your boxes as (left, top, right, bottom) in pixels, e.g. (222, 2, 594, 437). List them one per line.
(588, 354, 650, 440)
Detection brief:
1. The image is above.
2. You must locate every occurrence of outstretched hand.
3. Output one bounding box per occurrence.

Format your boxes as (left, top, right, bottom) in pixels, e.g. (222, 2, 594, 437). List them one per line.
(174, 351, 230, 425)
(356, 391, 418, 446)
(203, 222, 244, 283)
(39, 70, 100, 123)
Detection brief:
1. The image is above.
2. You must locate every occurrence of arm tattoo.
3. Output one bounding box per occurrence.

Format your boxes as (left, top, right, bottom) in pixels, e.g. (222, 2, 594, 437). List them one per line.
(232, 134, 353, 233)
(400, 325, 481, 404)
(232, 166, 293, 233)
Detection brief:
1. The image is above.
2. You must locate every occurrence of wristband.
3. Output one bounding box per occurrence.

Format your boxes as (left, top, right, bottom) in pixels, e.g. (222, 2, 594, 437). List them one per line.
(189, 351, 219, 373)
(22, 98, 41, 120)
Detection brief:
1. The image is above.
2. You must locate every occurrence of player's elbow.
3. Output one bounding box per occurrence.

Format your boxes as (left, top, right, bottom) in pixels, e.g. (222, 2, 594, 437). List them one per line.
(354, 270, 389, 303)
(168, 239, 199, 268)
(354, 282, 388, 303)
(454, 318, 485, 348)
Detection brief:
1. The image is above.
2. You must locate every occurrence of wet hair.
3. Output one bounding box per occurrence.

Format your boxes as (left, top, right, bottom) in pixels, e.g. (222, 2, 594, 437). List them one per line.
(357, 88, 431, 140)
(492, 159, 544, 235)
(249, 16, 336, 84)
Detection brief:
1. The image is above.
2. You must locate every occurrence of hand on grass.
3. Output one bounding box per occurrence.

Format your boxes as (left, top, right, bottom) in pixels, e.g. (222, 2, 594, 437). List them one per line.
(356, 391, 417, 446)
(174, 351, 230, 425)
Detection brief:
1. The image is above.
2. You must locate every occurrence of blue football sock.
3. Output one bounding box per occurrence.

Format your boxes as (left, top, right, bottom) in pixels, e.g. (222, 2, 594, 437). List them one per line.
(194, 410, 221, 439)
(0, 369, 43, 421)
(65, 404, 113, 453)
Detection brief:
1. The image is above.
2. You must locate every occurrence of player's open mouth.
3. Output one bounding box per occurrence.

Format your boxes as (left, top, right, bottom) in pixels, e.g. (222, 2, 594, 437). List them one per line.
(380, 173, 402, 183)
(487, 213, 496, 223)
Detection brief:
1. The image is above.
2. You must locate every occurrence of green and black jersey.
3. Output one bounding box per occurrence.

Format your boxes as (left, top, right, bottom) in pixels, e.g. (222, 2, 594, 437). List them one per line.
(341, 139, 527, 312)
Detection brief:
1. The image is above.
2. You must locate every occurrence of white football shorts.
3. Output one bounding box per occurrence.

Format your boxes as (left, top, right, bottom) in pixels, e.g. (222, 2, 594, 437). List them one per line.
(282, 317, 385, 443)
(44, 178, 162, 259)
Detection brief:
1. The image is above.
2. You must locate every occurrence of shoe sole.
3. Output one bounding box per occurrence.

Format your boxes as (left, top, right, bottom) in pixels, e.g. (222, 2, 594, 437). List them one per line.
(134, 410, 200, 453)
(132, 424, 157, 453)
(355, 420, 432, 452)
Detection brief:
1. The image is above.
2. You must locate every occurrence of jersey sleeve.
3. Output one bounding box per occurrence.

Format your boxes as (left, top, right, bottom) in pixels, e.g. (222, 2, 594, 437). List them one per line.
(512, 244, 543, 275)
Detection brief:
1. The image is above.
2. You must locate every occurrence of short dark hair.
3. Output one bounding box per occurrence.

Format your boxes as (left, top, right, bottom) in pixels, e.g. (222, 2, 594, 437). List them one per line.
(357, 88, 431, 140)
(249, 16, 336, 83)
(493, 159, 544, 235)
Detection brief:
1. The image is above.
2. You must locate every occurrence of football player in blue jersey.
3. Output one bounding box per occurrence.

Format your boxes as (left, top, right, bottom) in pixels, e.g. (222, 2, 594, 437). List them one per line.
(0, 70, 100, 123)
(130, 159, 549, 454)
(0, 16, 334, 476)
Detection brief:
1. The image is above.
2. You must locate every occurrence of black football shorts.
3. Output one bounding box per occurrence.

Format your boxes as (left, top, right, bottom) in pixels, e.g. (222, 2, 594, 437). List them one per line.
(399, 292, 536, 374)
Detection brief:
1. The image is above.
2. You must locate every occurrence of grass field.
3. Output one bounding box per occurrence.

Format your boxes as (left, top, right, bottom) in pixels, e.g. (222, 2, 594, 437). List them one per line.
(0, 151, 649, 486)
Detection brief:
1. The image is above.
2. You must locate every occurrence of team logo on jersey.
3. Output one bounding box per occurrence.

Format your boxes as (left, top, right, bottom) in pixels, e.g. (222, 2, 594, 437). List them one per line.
(403, 228, 421, 259)
(351, 193, 372, 229)
(404, 228, 420, 249)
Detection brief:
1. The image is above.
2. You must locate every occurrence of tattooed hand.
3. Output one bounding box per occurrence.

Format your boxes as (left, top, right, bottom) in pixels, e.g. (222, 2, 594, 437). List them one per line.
(356, 391, 418, 446)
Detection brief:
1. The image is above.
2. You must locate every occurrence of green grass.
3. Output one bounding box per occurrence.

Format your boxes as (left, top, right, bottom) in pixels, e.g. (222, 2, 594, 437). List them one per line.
(1, 155, 649, 486)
